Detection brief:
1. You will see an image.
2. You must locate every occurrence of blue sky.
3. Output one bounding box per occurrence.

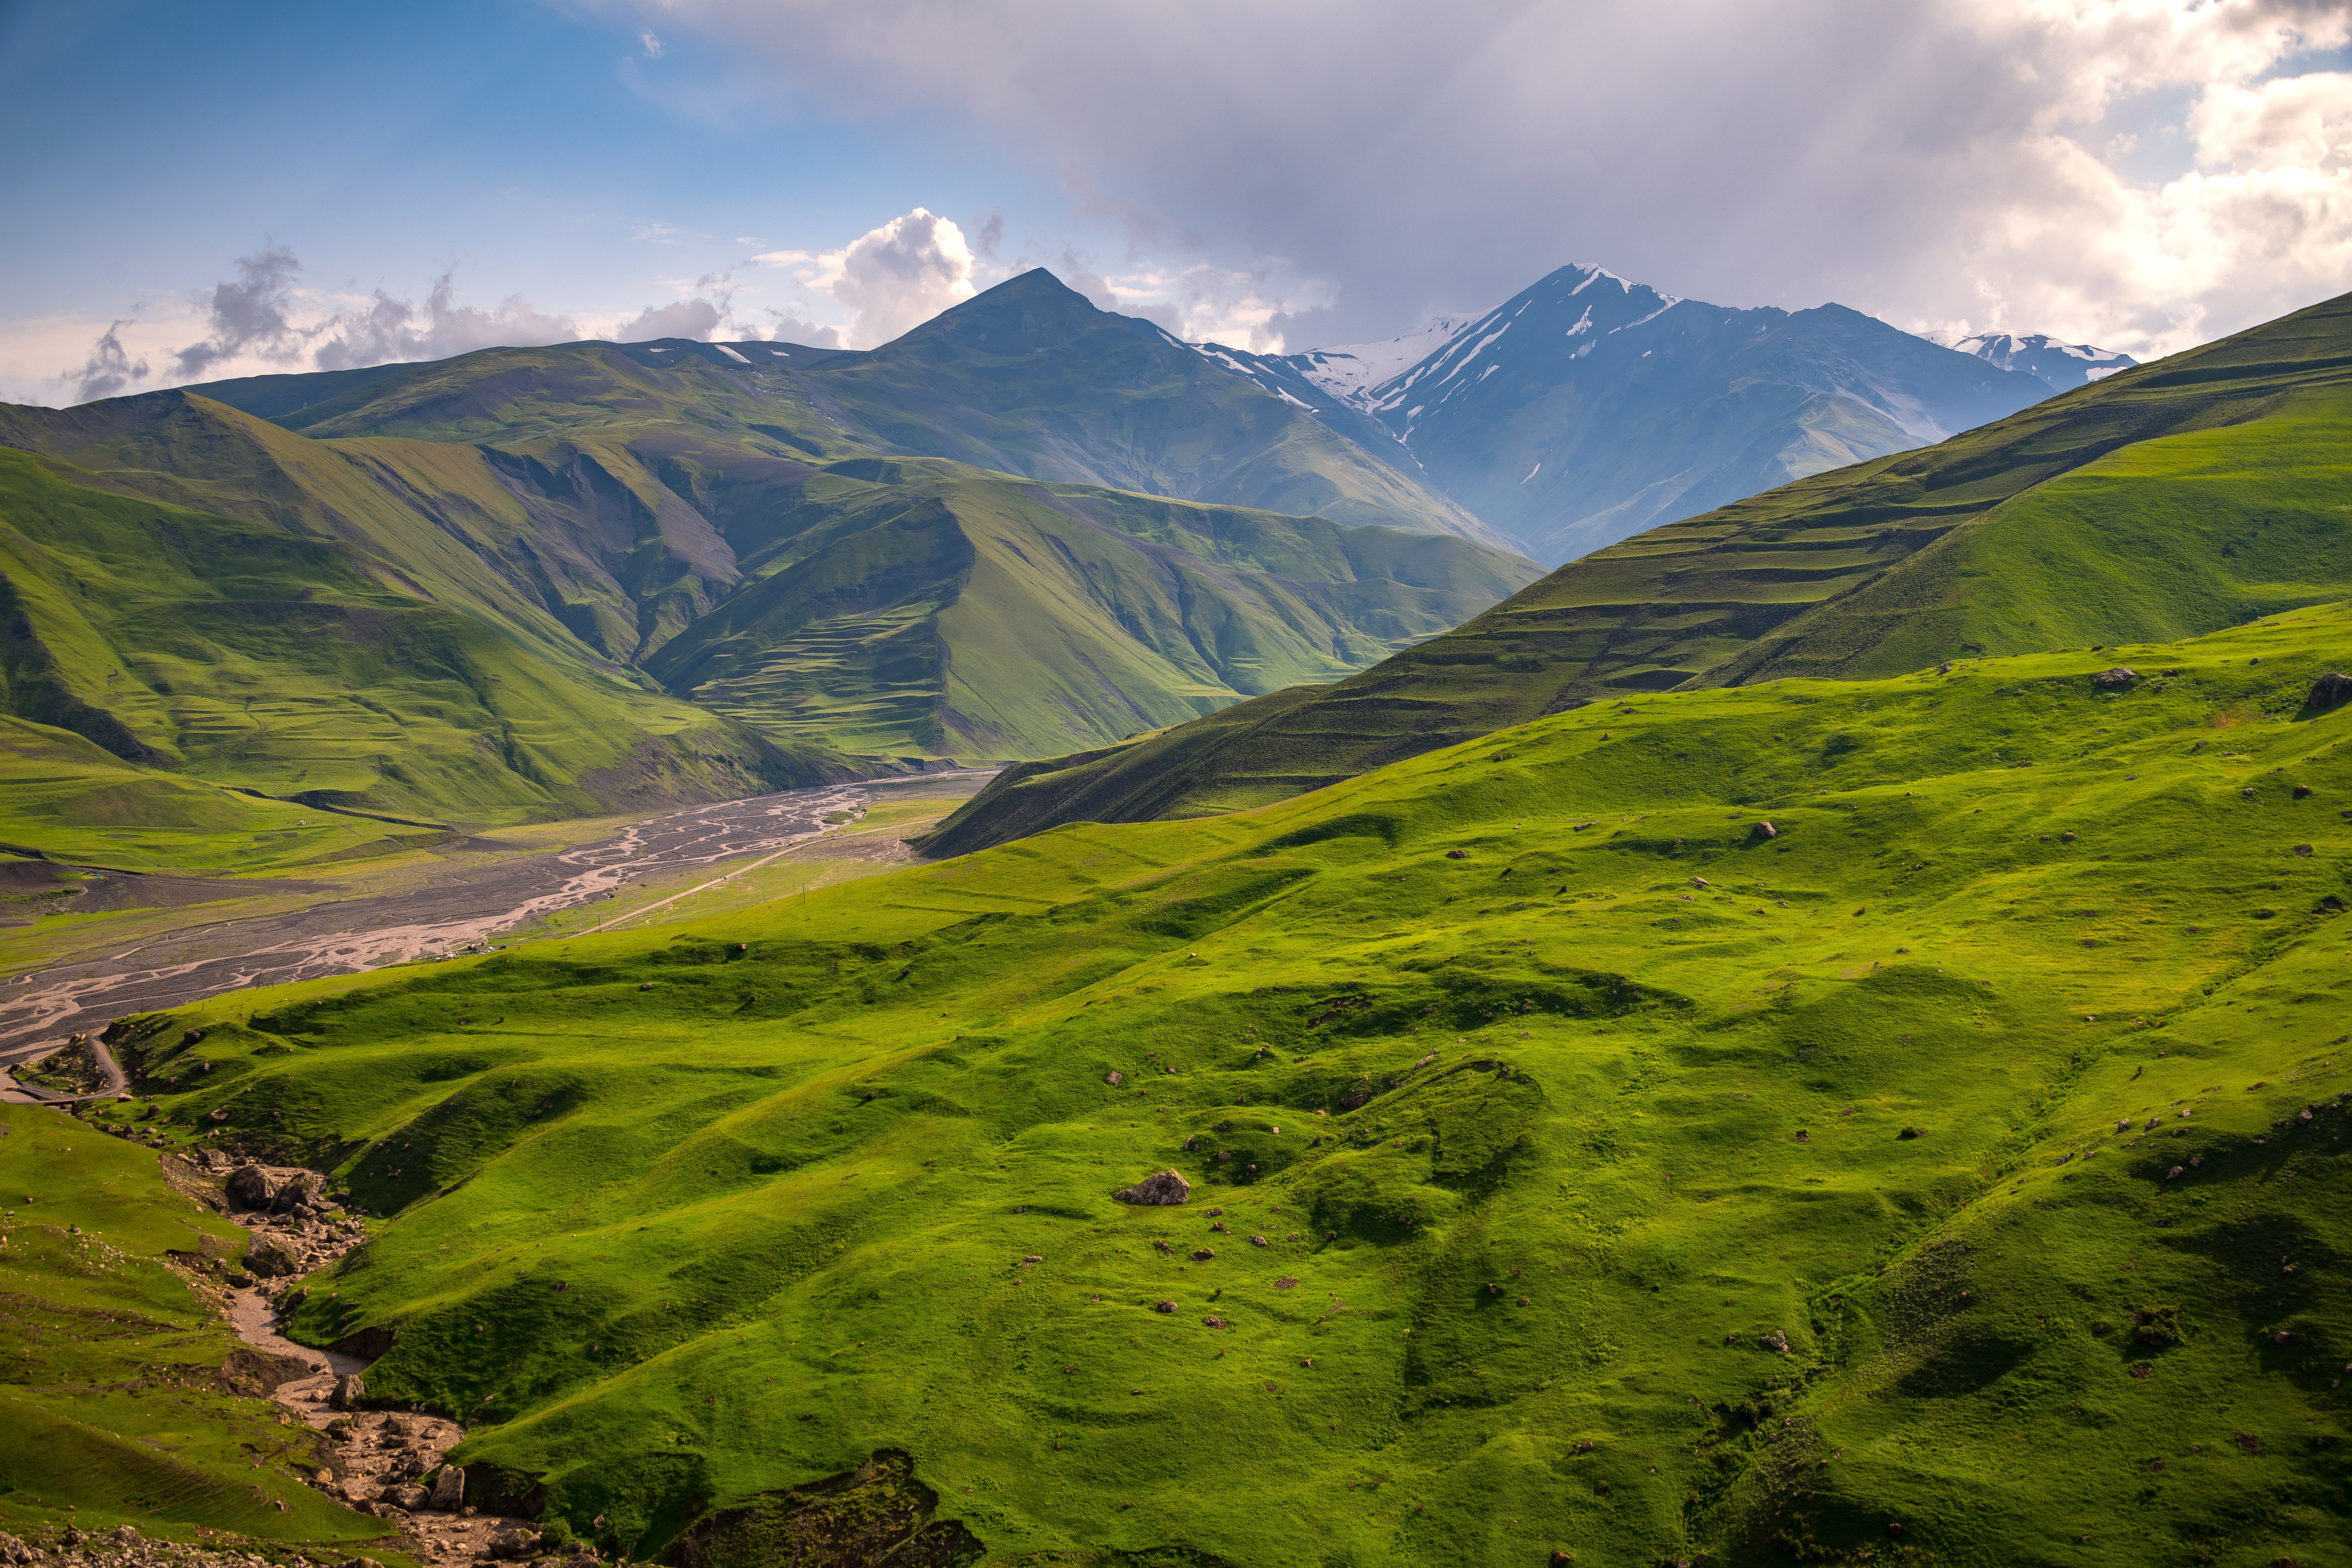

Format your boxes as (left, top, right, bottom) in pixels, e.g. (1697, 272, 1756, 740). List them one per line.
(0, 1, 1057, 331)
(4, 0, 2349, 404)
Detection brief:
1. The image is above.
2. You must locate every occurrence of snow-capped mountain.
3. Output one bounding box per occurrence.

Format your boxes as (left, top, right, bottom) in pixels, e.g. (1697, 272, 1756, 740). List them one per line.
(1934, 331, 2135, 389)
(1196, 265, 2061, 565)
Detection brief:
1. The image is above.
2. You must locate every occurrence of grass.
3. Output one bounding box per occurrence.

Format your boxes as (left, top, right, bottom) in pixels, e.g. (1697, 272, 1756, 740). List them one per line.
(0, 1103, 386, 1548)
(60, 602, 2352, 1567)
(922, 287, 2352, 855)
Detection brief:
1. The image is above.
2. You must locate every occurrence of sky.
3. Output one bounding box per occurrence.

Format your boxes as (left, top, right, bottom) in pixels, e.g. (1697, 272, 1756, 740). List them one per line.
(2, 0, 2348, 406)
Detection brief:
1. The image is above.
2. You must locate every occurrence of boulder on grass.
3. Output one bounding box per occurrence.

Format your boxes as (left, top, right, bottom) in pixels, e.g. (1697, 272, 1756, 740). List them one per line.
(1114, 1170, 1190, 1206)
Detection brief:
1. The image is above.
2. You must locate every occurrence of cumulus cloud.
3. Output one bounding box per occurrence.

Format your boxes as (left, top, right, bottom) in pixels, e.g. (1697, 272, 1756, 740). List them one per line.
(757, 206, 977, 347)
(587, 0, 2352, 357)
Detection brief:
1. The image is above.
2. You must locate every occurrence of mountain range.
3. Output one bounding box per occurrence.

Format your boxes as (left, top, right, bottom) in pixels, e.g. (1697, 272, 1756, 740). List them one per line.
(0, 261, 2141, 844)
(1199, 264, 2122, 563)
(0, 274, 1539, 831)
(921, 284, 2349, 856)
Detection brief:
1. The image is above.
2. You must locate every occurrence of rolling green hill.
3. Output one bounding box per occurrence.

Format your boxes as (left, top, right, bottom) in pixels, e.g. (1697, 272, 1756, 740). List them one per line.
(57, 601, 2352, 1567)
(920, 287, 2352, 856)
(644, 458, 1535, 758)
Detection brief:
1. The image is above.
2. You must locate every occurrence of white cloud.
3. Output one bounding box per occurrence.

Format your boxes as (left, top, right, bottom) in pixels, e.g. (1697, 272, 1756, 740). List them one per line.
(639, 29, 664, 58)
(586, 0, 2352, 358)
(0, 251, 764, 405)
(829, 208, 978, 347)
(633, 221, 684, 244)
(314, 277, 583, 368)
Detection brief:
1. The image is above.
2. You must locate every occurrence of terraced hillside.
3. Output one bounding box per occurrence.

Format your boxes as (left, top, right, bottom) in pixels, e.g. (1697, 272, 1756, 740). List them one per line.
(54, 603, 2352, 1568)
(921, 288, 2352, 856)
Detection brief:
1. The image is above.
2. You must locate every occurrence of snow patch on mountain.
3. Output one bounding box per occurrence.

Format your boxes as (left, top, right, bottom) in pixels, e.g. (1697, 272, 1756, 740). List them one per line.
(1922, 330, 2135, 389)
(1275, 314, 1479, 403)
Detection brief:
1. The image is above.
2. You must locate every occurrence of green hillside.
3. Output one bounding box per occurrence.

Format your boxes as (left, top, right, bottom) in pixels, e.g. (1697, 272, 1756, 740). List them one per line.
(645, 458, 1536, 758)
(58, 602, 2352, 1567)
(0, 406, 817, 835)
(920, 288, 2352, 856)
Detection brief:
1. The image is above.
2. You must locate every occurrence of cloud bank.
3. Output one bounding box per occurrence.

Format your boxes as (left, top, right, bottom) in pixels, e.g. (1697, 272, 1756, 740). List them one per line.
(590, 0, 2352, 357)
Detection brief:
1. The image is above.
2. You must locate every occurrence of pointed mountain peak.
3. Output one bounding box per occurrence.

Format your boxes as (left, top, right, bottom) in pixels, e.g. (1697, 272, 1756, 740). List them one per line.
(882, 267, 1167, 361)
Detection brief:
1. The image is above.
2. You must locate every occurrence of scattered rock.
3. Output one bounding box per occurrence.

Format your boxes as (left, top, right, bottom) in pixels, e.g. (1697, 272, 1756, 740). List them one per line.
(1114, 1170, 1191, 1206)
(1250, 1234, 1268, 1247)
(1793, 1130, 1810, 1143)
(2234, 1432, 2262, 1454)
(1104, 1071, 1124, 1087)
(486, 1526, 539, 1560)
(1759, 1330, 1791, 1354)
(1153, 1300, 1176, 1313)
(428, 1466, 465, 1510)
(1753, 821, 1777, 839)
(1201, 1315, 1228, 1329)
(2308, 671, 2352, 713)
(1273, 1277, 1299, 1290)
(1153, 1240, 1173, 1255)
(2293, 843, 2314, 857)
(243, 1231, 306, 1278)
(2093, 667, 2138, 689)
(1445, 849, 1470, 860)
(226, 1164, 324, 1213)
(1898, 1126, 1927, 1140)
(1190, 1248, 1215, 1262)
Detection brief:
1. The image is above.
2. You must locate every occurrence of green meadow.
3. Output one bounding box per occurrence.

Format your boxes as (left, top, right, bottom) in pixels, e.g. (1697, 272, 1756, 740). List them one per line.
(51, 603, 2350, 1566)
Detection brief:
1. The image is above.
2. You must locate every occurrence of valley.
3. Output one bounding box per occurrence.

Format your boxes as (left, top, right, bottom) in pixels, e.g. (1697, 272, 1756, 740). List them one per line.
(0, 267, 2343, 1568)
(0, 772, 984, 1067)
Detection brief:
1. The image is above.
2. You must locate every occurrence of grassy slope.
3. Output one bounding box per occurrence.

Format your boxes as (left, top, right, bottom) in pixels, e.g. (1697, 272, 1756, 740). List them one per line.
(82, 605, 2352, 1567)
(0, 1104, 385, 1546)
(0, 399, 842, 841)
(917, 289, 2352, 857)
(0, 714, 430, 872)
(645, 459, 1538, 759)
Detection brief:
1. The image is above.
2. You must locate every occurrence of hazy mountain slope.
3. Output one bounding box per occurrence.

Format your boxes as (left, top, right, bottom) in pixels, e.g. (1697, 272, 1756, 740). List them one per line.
(0, 399, 833, 829)
(1209, 266, 2057, 565)
(782, 271, 1505, 548)
(84, 603, 2352, 1568)
(921, 286, 2352, 855)
(647, 458, 1538, 759)
(242, 272, 1504, 553)
(1942, 330, 2135, 388)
